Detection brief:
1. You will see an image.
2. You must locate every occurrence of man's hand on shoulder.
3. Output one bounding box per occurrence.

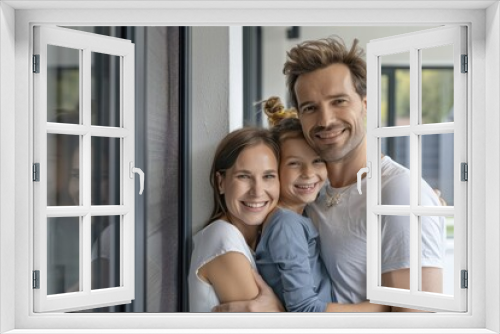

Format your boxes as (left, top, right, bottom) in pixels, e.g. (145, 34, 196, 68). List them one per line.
(212, 270, 284, 312)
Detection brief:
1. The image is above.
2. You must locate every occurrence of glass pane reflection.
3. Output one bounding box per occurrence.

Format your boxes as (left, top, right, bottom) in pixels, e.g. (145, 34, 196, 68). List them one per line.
(47, 45, 80, 124)
(91, 216, 121, 290)
(380, 215, 410, 291)
(91, 137, 120, 205)
(47, 217, 80, 295)
(47, 134, 80, 206)
(420, 216, 449, 295)
(381, 136, 410, 205)
(421, 134, 454, 206)
(91, 52, 121, 127)
(380, 52, 410, 127)
(421, 45, 454, 124)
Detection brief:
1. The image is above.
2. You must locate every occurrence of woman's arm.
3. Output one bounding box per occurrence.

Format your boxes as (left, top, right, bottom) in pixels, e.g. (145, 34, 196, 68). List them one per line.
(212, 270, 285, 312)
(198, 251, 259, 304)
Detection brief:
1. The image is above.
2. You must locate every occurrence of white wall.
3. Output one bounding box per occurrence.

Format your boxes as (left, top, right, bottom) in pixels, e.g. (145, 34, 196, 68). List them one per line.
(191, 27, 231, 234)
(0, 2, 16, 333)
(262, 26, 443, 105)
(485, 3, 500, 332)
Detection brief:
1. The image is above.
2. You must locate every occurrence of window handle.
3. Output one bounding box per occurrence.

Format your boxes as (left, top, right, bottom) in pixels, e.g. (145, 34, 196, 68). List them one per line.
(356, 162, 371, 195)
(129, 162, 145, 195)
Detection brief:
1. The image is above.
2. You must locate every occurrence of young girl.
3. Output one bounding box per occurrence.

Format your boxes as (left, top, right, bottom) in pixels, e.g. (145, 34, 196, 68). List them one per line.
(255, 97, 334, 312)
(188, 127, 281, 312)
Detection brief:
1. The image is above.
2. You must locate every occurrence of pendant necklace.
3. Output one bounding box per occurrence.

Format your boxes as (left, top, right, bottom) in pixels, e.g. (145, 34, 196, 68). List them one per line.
(326, 184, 354, 207)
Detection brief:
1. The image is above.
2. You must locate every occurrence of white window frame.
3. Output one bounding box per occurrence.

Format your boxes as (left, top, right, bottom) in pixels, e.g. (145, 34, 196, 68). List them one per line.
(32, 25, 136, 313)
(0, 1, 498, 333)
(365, 25, 467, 312)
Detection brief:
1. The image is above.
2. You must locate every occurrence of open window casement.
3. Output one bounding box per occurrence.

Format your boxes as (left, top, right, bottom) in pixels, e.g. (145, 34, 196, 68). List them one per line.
(365, 26, 467, 312)
(33, 26, 141, 312)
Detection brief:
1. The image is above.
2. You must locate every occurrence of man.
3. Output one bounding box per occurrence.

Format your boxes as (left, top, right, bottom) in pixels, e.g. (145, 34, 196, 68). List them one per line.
(215, 37, 445, 312)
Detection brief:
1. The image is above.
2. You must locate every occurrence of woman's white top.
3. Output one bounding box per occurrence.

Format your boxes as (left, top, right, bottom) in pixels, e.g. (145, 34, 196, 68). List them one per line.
(188, 220, 256, 312)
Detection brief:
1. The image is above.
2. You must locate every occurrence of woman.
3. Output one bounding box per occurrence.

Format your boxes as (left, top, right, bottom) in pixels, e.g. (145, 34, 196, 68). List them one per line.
(188, 127, 281, 312)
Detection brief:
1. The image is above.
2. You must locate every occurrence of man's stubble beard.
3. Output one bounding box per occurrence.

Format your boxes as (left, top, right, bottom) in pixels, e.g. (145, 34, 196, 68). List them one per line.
(316, 129, 366, 164)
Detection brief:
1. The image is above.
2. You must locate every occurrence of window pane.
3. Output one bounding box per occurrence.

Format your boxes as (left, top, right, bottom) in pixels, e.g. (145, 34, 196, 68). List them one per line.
(421, 45, 454, 124)
(91, 52, 120, 127)
(47, 45, 80, 124)
(91, 216, 121, 290)
(381, 136, 410, 205)
(380, 74, 389, 126)
(47, 217, 80, 295)
(380, 215, 410, 290)
(91, 137, 120, 205)
(380, 52, 410, 127)
(47, 134, 80, 206)
(419, 216, 449, 295)
(421, 134, 454, 206)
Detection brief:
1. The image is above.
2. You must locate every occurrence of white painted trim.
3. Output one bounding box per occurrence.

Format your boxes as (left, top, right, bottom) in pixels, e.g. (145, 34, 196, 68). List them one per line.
(2, 0, 497, 10)
(0, 2, 493, 333)
(485, 3, 500, 334)
(0, 2, 17, 333)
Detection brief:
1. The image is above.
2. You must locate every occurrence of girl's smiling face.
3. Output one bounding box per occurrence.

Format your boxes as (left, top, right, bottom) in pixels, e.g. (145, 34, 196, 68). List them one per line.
(278, 137, 327, 214)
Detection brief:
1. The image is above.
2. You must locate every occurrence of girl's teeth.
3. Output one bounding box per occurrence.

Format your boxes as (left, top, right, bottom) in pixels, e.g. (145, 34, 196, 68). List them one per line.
(296, 183, 315, 189)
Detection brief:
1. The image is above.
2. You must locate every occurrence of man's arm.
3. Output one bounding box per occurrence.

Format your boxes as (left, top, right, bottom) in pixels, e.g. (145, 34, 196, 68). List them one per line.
(381, 267, 443, 312)
(212, 270, 285, 312)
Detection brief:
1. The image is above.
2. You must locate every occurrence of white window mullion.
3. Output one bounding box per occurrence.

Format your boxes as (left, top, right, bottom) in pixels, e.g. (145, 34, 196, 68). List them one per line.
(452, 26, 468, 309)
(366, 46, 381, 295)
(82, 47, 92, 296)
(409, 46, 420, 295)
(122, 46, 135, 297)
(33, 26, 49, 308)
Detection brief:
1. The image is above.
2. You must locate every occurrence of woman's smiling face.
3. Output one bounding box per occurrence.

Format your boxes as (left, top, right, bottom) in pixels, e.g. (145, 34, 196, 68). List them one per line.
(217, 143, 280, 230)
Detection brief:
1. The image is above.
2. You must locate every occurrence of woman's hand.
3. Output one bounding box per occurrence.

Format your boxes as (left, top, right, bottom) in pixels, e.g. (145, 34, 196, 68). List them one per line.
(212, 270, 284, 312)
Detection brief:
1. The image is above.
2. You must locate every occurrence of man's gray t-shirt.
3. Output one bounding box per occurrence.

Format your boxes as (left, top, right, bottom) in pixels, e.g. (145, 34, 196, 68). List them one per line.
(307, 156, 445, 304)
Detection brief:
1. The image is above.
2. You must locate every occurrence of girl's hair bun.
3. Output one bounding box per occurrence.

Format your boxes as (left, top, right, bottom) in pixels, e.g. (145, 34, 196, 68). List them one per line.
(262, 96, 298, 127)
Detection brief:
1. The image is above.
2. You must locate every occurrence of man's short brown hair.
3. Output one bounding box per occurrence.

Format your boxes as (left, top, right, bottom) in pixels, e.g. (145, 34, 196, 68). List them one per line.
(283, 37, 366, 109)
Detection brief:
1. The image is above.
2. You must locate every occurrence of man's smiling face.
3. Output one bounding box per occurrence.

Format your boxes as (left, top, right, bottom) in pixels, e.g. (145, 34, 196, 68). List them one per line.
(295, 63, 367, 163)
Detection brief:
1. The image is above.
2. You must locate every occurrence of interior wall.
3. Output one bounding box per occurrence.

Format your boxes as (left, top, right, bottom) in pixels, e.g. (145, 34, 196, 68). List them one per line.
(0, 2, 16, 333)
(191, 27, 231, 235)
(485, 3, 500, 332)
(261, 26, 440, 106)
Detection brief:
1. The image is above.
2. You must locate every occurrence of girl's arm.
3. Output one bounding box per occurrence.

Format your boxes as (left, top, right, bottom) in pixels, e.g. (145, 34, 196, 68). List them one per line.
(198, 251, 259, 304)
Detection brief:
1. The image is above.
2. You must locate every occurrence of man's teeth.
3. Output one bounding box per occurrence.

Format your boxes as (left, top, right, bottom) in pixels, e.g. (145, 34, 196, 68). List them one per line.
(317, 130, 342, 139)
(243, 202, 266, 208)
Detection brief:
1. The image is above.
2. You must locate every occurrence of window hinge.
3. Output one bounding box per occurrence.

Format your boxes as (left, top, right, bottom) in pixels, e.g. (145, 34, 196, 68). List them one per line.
(461, 162, 468, 181)
(461, 270, 468, 289)
(33, 270, 40, 289)
(33, 54, 40, 73)
(461, 54, 468, 73)
(33, 163, 40, 182)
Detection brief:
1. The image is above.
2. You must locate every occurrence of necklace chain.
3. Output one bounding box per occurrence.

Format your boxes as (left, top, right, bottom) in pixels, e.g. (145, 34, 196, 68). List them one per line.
(326, 184, 354, 207)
